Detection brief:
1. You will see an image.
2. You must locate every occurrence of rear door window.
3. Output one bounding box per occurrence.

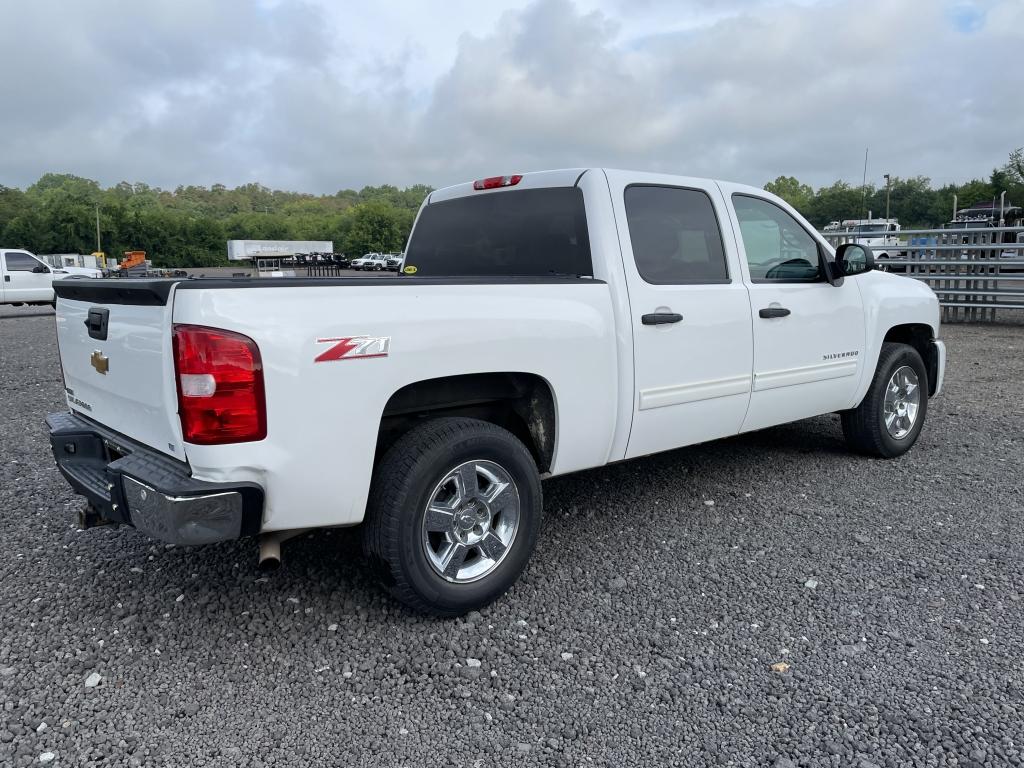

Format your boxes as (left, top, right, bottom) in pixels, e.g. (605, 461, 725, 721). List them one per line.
(405, 188, 592, 277)
(624, 185, 729, 284)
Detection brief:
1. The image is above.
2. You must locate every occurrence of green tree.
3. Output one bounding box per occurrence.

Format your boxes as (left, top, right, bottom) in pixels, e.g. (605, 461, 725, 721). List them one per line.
(764, 176, 814, 214)
(344, 202, 404, 255)
(1006, 148, 1024, 181)
(871, 176, 934, 227)
(805, 181, 867, 227)
(955, 179, 996, 209)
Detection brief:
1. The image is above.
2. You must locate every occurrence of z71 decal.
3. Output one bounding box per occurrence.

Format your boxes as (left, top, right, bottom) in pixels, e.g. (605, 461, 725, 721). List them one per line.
(314, 336, 391, 363)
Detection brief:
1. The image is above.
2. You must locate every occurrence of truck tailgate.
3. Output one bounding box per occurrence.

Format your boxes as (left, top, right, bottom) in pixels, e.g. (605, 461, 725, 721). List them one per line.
(55, 281, 185, 459)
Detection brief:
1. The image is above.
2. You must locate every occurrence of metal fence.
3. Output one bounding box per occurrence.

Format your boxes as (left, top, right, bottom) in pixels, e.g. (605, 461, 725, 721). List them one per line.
(305, 263, 348, 277)
(823, 227, 1024, 322)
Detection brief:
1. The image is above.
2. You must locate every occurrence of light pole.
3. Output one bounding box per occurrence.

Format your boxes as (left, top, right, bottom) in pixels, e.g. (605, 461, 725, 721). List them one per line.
(860, 148, 869, 219)
(883, 174, 891, 221)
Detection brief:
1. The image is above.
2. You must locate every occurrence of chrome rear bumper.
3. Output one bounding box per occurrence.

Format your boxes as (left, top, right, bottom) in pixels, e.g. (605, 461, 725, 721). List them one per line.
(47, 411, 263, 545)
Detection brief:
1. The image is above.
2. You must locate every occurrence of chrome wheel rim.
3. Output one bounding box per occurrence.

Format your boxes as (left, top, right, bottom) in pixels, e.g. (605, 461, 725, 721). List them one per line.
(883, 365, 921, 439)
(421, 460, 520, 583)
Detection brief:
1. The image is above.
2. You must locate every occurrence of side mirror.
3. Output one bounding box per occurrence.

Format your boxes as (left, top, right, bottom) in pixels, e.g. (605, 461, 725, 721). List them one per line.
(833, 243, 875, 279)
(32, 264, 50, 273)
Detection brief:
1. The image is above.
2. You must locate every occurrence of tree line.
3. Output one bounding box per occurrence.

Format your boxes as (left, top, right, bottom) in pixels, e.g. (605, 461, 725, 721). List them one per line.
(765, 148, 1024, 229)
(0, 174, 433, 267)
(2, 149, 1022, 267)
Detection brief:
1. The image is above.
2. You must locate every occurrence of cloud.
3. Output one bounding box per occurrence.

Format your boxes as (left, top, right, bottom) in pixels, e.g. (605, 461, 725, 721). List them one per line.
(1, 1, 337, 186)
(420, 0, 1024, 189)
(1, 0, 1022, 193)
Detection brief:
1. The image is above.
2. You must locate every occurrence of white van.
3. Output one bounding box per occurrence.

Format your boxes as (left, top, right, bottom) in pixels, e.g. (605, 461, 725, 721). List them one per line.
(1, 249, 66, 307)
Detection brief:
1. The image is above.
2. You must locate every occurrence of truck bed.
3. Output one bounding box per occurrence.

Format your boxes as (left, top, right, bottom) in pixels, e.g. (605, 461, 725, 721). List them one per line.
(53, 274, 618, 531)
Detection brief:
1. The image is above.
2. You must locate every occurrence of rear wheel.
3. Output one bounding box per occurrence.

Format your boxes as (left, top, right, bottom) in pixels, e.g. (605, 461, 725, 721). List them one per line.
(841, 342, 928, 458)
(363, 417, 542, 616)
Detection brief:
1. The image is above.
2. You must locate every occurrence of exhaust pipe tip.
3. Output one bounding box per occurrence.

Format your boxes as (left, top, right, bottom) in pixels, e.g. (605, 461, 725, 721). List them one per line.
(258, 536, 282, 571)
(256, 528, 310, 572)
(258, 553, 281, 572)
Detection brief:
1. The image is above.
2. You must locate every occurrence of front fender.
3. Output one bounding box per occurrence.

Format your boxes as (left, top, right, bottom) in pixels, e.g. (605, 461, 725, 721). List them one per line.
(850, 271, 940, 406)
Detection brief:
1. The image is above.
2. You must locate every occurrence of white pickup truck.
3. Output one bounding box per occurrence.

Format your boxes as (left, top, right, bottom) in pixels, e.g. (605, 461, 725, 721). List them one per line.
(47, 169, 946, 616)
(1, 249, 70, 306)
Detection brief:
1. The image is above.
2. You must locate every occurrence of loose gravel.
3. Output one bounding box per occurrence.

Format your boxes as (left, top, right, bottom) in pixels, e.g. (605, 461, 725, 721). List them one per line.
(1, 306, 1023, 767)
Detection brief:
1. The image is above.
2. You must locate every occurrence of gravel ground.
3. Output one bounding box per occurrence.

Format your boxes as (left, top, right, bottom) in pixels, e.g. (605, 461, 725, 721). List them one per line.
(1, 306, 1023, 767)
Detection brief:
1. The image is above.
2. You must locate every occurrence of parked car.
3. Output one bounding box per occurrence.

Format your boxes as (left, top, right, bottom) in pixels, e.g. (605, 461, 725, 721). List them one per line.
(1, 249, 69, 307)
(350, 253, 386, 271)
(383, 253, 404, 271)
(47, 168, 946, 616)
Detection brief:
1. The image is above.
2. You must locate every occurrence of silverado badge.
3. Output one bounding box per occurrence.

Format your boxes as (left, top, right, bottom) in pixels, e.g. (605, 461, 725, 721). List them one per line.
(90, 350, 109, 375)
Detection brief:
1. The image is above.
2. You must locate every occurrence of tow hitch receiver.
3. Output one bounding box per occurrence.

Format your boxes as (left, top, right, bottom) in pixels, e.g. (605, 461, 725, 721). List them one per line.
(77, 503, 118, 530)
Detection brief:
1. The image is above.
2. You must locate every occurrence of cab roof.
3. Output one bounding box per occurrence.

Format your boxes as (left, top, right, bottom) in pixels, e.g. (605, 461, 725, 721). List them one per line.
(427, 168, 767, 205)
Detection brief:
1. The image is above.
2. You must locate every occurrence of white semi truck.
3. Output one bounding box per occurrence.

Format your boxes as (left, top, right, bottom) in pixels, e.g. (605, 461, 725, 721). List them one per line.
(844, 218, 904, 265)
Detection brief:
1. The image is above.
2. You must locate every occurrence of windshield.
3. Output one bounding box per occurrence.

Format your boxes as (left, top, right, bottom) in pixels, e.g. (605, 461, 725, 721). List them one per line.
(405, 187, 593, 277)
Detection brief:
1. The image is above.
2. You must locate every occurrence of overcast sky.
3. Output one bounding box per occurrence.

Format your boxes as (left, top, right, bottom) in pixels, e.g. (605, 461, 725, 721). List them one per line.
(3, 0, 1021, 193)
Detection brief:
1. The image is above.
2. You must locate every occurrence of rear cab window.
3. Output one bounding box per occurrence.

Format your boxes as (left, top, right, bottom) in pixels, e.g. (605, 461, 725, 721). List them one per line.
(404, 187, 593, 277)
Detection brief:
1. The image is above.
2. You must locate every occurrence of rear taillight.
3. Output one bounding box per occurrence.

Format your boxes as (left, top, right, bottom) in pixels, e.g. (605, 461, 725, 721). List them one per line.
(473, 174, 523, 190)
(172, 324, 266, 445)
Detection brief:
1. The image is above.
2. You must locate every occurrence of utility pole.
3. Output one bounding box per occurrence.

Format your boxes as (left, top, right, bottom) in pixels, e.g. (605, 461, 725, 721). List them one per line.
(861, 148, 869, 219)
(95, 205, 101, 254)
(884, 173, 891, 221)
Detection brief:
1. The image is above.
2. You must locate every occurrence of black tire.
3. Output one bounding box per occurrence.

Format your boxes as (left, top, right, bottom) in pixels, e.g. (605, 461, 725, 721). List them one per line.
(841, 342, 929, 458)
(363, 417, 543, 616)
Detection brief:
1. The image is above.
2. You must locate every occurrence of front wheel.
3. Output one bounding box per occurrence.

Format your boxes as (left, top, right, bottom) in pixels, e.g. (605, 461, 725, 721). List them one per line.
(363, 417, 543, 616)
(841, 342, 929, 458)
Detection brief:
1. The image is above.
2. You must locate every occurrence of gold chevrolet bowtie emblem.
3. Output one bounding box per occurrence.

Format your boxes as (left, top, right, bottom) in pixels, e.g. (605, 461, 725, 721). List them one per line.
(90, 350, 109, 375)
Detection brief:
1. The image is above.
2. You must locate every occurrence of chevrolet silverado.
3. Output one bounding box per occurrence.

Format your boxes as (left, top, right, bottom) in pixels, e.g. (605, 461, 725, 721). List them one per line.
(48, 169, 946, 615)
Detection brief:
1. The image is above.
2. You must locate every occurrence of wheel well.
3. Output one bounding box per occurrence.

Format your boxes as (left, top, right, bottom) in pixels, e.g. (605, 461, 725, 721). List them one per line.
(376, 373, 556, 472)
(883, 323, 938, 395)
